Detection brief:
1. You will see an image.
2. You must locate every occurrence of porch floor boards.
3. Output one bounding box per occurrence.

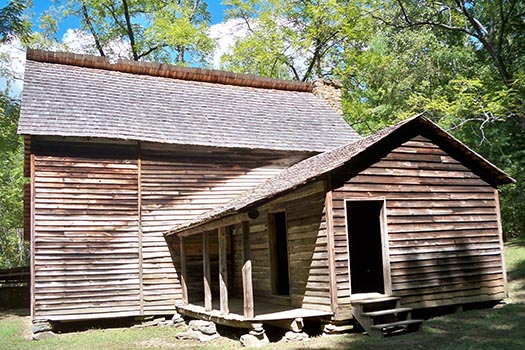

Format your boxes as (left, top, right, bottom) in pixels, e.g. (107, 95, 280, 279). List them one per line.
(176, 298, 332, 327)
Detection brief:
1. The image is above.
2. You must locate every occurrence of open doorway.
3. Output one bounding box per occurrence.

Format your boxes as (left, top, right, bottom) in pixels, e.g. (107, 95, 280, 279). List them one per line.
(346, 200, 388, 295)
(268, 212, 290, 296)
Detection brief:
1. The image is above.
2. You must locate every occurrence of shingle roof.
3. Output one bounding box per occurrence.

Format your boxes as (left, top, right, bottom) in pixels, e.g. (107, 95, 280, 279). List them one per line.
(166, 114, 514, 236)
(18, 50, 360, 152)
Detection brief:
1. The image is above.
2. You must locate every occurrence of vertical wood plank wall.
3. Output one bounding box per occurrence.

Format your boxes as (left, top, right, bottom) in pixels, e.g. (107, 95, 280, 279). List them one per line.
(332, 136, 505, 318)
(30, 138, 301, 321)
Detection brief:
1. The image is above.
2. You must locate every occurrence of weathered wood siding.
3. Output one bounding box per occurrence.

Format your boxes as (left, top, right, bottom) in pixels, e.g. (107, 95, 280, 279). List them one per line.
(232, 181, 332, 312)
(32, 140, 140, 321)
(140, 143, 302, 314)
(30, 137, 302, 320)
(332, 136, 505, 316)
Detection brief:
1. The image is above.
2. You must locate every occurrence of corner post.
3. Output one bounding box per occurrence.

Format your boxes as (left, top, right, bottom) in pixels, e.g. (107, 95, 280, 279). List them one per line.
(203, 232, 212, 311)
(180, 236, 188, 305)
(494, 188, 508, 297)
(242, 221, 254, 319)
(218, 226, 229, 315)
(324, 177, 338, 314)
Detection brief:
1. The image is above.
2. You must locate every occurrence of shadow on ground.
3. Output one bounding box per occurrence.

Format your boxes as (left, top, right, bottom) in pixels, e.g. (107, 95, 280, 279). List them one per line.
(324, 302, 525, 350)
(0, 308, 29, 320)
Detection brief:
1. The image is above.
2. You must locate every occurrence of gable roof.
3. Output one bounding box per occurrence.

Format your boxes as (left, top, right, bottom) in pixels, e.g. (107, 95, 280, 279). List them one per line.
(18, 50, 360, 152)
(166, 114, 514, 236)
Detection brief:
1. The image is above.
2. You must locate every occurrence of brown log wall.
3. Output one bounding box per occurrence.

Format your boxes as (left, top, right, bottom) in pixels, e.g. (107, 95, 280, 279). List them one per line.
(332, 136, 506, 317)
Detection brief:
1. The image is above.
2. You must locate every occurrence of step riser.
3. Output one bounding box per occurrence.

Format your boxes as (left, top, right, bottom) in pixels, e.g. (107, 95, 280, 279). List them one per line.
(351, 297, 423, 337)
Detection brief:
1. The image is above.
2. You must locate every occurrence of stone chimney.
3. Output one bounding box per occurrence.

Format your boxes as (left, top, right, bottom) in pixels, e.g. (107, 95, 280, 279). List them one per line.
(312, 79, 343, 115)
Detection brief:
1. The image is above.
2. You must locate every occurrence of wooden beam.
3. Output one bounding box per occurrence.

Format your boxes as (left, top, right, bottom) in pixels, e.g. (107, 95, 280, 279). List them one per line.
(380, 198, 393, 296)
(324, 178, 338, 314)
(265, 318, 304, 332)
(218, 226, 229, 315)
(203, 232, 212, 312)
(241, 221, 254, 319)
(30, 152, 35, 320)
(494, 189, 508, 297)
(137, 142, 144, 315)
(180, 237, 188, 305)
(172, 212, 253, 237)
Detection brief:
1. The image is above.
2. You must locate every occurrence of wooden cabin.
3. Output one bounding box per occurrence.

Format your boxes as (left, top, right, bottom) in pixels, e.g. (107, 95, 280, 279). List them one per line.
(165, 115, 513, 336)
(19, 49, 513, 338)
(18, 50, 359, 326)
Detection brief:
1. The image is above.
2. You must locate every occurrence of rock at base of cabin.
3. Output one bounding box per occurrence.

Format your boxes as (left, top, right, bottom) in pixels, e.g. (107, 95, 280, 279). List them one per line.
(143, 316, 166, 327)
(322, 322, 353, 335)
(32, 331, 56, 340)
(31, 320, 54, 334)
(172, 312, 186, 327)
(282, 331, 309, 342)
(240, 333, 269, 348)
(176, 329, 220, 342)
(189, 320, 217, 335)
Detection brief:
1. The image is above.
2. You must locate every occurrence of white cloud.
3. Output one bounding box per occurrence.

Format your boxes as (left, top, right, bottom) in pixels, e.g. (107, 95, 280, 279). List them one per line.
(209, 18, 251, 69)
(0, 29, 133, 97)
(0, 38, 26, 97)
(62, 29, 130, 62)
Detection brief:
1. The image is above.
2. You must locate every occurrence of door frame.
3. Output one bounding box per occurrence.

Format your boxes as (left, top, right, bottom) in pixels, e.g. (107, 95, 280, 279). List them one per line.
(344, 198, 392, 296)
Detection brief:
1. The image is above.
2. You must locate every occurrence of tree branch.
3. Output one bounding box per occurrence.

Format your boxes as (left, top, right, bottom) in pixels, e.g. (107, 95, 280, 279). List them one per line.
(81, 2, 105, 57)
(136, 44, 168, 60)
(121, 0, 138, 60)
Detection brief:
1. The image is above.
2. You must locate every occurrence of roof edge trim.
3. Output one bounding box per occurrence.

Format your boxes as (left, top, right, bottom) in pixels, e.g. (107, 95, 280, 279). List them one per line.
(26, 49, 313, 92)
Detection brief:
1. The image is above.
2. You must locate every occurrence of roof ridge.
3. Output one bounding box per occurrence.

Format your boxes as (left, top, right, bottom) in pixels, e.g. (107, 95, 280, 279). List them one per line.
(26, 49, 313, 92)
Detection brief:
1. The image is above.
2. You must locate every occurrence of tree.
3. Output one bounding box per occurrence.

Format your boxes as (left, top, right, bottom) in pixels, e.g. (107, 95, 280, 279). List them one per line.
(39, 0, 214, 64)
(0, 0, 32, 44)
(342, 0, 525, 239)
(0, 94, 26, 268)
(0, 1, 30, 267)
(221, 0, 363, 81)
(377, 0, 525, 88)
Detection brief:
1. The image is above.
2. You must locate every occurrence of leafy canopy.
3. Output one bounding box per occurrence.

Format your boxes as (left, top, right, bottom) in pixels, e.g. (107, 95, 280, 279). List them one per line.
(37, 0, 215, 65)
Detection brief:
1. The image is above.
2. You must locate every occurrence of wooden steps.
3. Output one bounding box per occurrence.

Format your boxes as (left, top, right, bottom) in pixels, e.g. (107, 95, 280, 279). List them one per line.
(351, 295, 423, 337)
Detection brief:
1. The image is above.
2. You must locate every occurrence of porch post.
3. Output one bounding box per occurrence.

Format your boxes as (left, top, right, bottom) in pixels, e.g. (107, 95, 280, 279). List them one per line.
(218, 226, 229, 315)
(180, 236, 188, 305)
(203, 232, 212, 311)
(242, 221, 254, 319)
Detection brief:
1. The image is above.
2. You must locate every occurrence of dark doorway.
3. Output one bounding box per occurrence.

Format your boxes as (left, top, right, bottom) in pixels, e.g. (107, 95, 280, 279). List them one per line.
(268, 212, 290, 296)
(346, 200, 385, 294)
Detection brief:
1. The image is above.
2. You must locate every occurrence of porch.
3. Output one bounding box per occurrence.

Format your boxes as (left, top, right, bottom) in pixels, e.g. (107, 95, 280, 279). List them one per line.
(176, 298, 332, 331)
(175, 216, 334, 333)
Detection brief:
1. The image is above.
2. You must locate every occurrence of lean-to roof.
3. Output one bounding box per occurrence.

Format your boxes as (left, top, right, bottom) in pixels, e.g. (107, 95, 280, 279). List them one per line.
(166, 114, 514, 236)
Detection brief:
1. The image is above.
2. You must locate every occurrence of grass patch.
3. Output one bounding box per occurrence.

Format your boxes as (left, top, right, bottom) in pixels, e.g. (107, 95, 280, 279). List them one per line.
(1, 239, 524, 350)
(505, 238, 525, 303)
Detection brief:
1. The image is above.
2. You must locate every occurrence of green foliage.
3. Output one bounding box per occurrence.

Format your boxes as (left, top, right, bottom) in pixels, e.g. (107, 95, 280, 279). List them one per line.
(339, 0, 525, 238)
(221, 0, 361, 81)
(343, 25, 476, 133)
(37, 0, 214, 65)
(0, 94, 27, 269)
(0, 1, 30, 268)
(147, 0, 214, 65)
(0, 0, 32, 44)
